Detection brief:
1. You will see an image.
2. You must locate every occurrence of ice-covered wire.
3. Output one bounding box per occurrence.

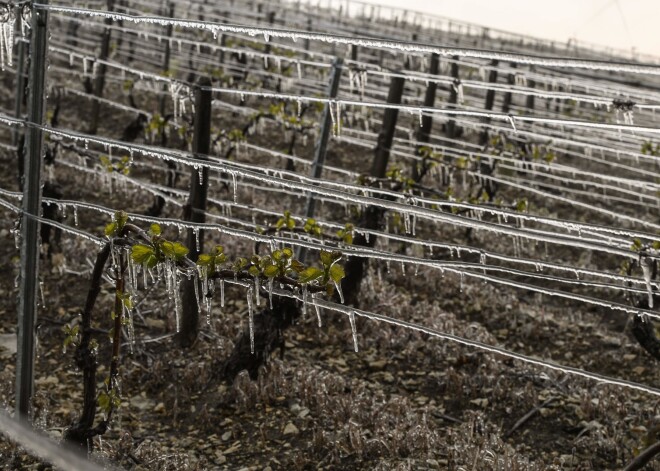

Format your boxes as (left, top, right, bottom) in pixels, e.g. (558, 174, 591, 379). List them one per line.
(36, 4, 660, 75)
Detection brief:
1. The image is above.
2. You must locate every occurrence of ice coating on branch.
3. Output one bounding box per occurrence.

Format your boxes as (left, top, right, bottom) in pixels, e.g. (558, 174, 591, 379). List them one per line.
(247, 286, 255, 354)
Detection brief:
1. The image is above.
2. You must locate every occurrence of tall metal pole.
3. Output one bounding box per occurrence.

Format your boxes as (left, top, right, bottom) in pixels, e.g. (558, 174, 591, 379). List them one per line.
(298, 58, 343, 263)
(304, 58, 343, 218)
(17, 0, 50, 419)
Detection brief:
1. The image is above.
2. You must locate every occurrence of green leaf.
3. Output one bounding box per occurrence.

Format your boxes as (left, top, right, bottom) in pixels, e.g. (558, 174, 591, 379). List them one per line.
(104, 222, 117, 237)
(263, 264, 279, 278)
(160, 241, 189, 260)
(282, 248, 293, 258)
(320, 250, 341, 268)
(197, 254, 213, 266)
(132, 244, 155, 265)
(98, 392, 110, 412)
(329, 264, 345, 283)
(233, 257, 248, 272)
(320, 251, 333, 267)
(299, 266, 324, 283)
(122, 296, 133, 310)
(289, 259, 305, 273)
(150, 223, 161, 236)
(115, 211, 128, 232)
(248, 266, 260, 277)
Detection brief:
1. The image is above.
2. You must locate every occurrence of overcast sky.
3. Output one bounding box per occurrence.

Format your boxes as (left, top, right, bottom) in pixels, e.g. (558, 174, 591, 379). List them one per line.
(353, 0, 659, 59)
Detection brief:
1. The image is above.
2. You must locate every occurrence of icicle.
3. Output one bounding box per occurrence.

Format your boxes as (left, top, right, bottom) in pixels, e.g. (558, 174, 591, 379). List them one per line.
(169, 82, 184, 125)
(194, 228, 200, 252)
(302, 284, 308, 318)
(508, 115, 517, 132)
(220, 278, 225, 308)
(247, 286, 255, 354)
(296, 61, 302, 79)
(359, 70, 367, 98)
(268, 277, 274, 309)
(254, 275, 261, 306)
(205, 280, 215, 324)
(349, 68, 355, 94)
(329, 101, 337, 136)
(125, 300, 135, 354)
(297, 99, 302, 117)
(348, 311, 358, 352)
(231, 172, 238, 202)
(172, 262, 182, 332)
(312, 294, 322, 327)
(194, 268, 203, 320)
(334, 281, 344, 303)
(39, 281, 45, 308)
(641, 257, 654, 309)
(142, 262, 148, 288)
(335, 101, 342, 136)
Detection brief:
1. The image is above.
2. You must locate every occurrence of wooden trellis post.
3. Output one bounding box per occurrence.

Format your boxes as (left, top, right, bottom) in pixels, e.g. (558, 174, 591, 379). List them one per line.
(412, 52, 439, 181)
(179, 78, 212, 348)
(88, 0, 115, 135)
(342, 74, 405, 305)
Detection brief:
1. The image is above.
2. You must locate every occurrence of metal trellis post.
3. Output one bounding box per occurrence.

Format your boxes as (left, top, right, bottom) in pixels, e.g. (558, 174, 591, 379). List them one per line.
(16, 0, 50, 419)
(298, 57, 343, 262)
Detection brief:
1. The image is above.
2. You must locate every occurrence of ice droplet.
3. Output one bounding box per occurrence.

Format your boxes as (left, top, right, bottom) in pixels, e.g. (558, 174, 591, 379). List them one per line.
(349, 311, 358, 352)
